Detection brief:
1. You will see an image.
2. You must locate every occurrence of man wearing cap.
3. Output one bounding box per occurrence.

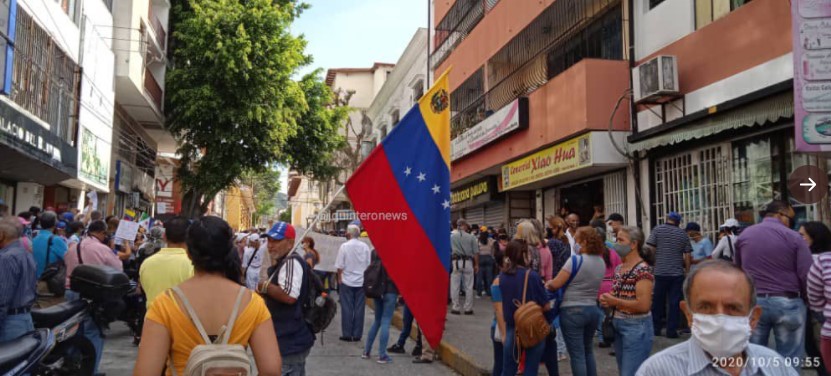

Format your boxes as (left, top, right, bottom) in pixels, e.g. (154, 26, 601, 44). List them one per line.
(258, 221, 315, 375)
(685, 222, 714, 265)
(646, 211, 692, 338)
(139, 216, 193, 307)
(241, 233, 264, 290)
(735, 200, 813, 365)
(712, 219, 740, 261)
(450, 218, 479, 315)
(335, 224, 372, 341)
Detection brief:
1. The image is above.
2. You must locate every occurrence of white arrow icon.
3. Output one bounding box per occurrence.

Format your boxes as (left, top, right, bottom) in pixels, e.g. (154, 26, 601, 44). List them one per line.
(800, 177, 817, 192)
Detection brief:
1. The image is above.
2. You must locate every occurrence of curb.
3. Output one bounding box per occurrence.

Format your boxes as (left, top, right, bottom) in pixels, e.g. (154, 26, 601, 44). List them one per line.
(387, 306, 489, 376)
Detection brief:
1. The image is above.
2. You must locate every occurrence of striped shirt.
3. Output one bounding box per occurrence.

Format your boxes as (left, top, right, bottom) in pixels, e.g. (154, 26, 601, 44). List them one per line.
(808, 252, 831, 339)
(636, 340, 798, 376)
(646, 224, 692, 277)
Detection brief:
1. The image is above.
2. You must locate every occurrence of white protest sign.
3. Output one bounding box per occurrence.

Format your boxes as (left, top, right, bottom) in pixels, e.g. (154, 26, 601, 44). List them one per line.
(294, 228, 373, 273)
(114, 220, 140, 243)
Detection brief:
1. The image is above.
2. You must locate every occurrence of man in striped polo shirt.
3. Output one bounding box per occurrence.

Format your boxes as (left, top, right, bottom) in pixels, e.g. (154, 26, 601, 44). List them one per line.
(646, 211, 692, 339)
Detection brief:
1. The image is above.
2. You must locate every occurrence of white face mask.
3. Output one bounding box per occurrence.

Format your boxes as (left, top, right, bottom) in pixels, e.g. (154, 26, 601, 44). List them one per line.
(691, 312, 752, 358)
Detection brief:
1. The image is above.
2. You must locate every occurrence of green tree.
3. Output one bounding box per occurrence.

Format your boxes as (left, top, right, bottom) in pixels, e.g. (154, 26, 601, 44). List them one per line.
(167, 0, 336, 217)
(279, 206, 292, 223)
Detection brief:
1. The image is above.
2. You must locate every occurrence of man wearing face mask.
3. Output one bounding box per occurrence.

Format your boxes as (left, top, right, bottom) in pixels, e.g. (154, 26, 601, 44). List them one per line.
(734, 200, 814, 366)
(636, 260, 796, 376)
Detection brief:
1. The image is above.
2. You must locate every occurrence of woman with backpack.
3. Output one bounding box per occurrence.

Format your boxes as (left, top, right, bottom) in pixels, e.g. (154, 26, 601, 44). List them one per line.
(362, 250, 398, 364)
(498, 239, 550, 376)
(133, 216, 280, 376)
(545, 227, 605, 376)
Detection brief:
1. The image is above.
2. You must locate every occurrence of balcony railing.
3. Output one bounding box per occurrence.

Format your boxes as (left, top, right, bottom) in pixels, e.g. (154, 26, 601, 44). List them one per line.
(144, 68, 163, 111)
(431, 0, 486, 70)
(450, 1, 623, 139)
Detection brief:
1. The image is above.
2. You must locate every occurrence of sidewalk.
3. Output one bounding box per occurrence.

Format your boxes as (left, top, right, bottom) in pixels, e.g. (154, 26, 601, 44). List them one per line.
(388, 295, 691, 376)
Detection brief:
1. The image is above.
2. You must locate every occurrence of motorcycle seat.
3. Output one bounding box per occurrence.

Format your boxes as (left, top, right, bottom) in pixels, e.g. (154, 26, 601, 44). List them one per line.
(0, 331, 40, 373)
(31, 300, 87, 328)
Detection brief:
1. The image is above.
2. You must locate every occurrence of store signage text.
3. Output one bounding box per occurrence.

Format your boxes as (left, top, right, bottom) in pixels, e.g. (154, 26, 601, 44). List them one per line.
(451, 179, 490, 205)
(451, 98, 528, 161)
(501, 134, 592, 191)
(0, 99, 62, 163)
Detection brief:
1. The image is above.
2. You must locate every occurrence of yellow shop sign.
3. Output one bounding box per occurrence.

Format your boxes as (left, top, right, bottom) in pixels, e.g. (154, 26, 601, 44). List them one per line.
(451, 178, 491, 205)
(501, 134, 591, 190)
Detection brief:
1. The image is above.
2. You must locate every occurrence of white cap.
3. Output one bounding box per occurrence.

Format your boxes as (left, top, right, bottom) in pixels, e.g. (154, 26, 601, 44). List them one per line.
(235, 233, 247, 242)
(248, 234, 260, 243)
(720, 218, 740, 228)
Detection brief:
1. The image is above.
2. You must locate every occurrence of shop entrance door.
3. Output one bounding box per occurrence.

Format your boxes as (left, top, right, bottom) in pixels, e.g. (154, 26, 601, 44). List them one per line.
(560, 179, 604, 226)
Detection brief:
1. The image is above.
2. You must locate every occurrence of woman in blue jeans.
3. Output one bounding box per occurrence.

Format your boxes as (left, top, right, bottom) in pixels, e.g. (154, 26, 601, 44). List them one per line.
(546, 227, 606, 376)
(498, 240, 550, 376)
(599, 226, 655, 376)
(363, 254, 399, 364)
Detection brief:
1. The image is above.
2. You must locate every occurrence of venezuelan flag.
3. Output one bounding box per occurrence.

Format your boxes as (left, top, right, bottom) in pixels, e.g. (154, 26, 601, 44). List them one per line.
(346, 71, 451, 349)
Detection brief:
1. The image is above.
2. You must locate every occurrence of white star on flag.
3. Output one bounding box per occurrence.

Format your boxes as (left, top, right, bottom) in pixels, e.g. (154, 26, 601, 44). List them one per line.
(417, 172, 426, 182)
(432, 184, 440, 194)
(404, 167, 412, 176)
(442, 200, 450, 209)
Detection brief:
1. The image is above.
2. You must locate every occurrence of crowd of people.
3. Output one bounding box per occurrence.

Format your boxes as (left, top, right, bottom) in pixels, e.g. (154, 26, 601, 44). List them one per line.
(4, 197, 831, 376)
(438, 199, 831, 376)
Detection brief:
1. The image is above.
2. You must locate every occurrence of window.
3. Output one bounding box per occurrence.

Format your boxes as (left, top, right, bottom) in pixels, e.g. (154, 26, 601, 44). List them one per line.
(55, 0, 80, 24)
(412, 80, 424, 104)
(546, 6, 622, 80)
(696, 0, 751, 29)
(390, 109, 400, 127)
(649, 0, 665, 9)
(11, 8, 81, 145)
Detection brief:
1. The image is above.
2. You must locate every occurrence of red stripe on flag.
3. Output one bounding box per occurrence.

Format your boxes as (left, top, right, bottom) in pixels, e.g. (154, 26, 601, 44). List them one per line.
(346, 147, 449, 349)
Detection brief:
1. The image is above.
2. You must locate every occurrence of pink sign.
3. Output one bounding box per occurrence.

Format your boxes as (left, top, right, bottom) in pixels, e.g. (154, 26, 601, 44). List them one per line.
(795, 0, 831, 151)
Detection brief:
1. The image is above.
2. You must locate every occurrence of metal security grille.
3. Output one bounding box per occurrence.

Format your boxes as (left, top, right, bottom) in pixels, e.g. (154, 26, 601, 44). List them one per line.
(654, 145, 732, 242)
(464, 206, 485, 227)
(11, 8, 80, 146)
(450, 68, 484, 139)
(603, 170, 627, 219)
(484, 202, 505, 228)
(432, 0, 486, 70)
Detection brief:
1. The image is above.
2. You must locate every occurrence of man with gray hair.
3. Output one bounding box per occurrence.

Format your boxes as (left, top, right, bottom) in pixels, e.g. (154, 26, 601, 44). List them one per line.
(636, 260, 797, 376)
(335, 223, 371, 341)
(450, 218, 478, 315)
(0, 216, 36, 341)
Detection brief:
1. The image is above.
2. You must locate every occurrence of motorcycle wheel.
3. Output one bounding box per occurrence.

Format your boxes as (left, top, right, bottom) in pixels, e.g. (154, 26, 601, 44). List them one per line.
(53, 336, 96, 376)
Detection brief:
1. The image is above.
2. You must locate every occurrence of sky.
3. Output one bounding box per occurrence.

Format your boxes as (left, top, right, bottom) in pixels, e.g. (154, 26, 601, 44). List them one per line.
(279, 0, 429, 193)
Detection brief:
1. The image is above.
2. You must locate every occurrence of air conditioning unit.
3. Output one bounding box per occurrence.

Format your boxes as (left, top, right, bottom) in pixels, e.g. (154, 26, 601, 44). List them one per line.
(633, 55, 679, 104)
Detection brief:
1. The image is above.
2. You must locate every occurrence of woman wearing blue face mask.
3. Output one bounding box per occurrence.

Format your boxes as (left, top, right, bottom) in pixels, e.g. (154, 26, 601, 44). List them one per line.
(599, 226, 655, 376)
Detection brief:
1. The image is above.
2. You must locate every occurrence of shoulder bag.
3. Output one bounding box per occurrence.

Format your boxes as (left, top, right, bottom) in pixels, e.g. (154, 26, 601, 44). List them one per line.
(40, 235, 66, 297)
(601, 260, 645, 343)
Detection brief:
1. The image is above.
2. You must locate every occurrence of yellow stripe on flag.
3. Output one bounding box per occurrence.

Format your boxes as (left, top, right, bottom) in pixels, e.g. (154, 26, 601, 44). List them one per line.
(418, 69, 452, 170)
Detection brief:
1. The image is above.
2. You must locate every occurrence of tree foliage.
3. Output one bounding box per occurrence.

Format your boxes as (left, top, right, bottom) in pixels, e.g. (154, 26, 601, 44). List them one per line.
(327, 89, 373, 186)
(166, 0, 337, 217)
(239, 167, 281, 226)
(279, 206, 292, 223)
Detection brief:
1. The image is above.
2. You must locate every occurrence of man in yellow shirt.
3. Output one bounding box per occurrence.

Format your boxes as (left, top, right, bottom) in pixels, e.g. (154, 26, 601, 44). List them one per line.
(139, 216, 194, 307)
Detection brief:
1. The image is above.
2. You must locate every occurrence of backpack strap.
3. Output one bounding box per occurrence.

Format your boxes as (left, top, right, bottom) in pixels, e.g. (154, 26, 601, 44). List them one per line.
(46, 235, 55, 265)
(171, 286, 212, 345)
(521, 269, 530, 305)
(243, 247, 259, 279)
(726, 236, 735, 258)
(221, 287, 247, 344)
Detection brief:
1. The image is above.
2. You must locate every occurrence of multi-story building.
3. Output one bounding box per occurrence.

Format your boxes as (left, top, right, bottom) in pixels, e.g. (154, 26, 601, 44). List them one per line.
(628, 0, 815, 239)
(0, 0, 116, 214)
(435, 0, 632, 230)
(221, 184, 255, 232)
(108, 0, 174, 216)
(288, 62, 394, 231)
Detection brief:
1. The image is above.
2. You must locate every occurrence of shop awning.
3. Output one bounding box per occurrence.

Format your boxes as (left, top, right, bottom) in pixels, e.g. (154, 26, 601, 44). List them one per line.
(629, 91, 793, 152)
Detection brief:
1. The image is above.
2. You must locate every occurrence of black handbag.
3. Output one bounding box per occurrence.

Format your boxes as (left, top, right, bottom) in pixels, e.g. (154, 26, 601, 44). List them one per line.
(39, 235, 66, 297)
(602, 260, 644, 344)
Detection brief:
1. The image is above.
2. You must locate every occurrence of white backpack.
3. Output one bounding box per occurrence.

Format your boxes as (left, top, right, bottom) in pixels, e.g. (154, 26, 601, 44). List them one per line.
(170, 286, 252, 376)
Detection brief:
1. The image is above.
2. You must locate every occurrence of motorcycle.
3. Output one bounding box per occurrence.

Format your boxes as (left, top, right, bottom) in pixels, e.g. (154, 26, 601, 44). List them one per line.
(0, 329, 55, 376)
(1, 265, 131, 376)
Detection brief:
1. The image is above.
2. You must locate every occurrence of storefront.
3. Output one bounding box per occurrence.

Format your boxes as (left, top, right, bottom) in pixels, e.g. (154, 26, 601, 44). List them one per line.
(500, 131, 630, 227)
(629, 89, 828, 241)
(450, 176, 505, 228)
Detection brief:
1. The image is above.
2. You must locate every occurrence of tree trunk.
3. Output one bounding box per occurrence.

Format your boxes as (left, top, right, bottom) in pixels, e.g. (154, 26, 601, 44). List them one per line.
(181, 188, 207, 218)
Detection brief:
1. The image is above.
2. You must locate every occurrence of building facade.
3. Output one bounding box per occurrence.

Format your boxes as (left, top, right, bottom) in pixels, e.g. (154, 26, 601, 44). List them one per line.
(435, 0, 632, 231)
(628, 0, 814, 241)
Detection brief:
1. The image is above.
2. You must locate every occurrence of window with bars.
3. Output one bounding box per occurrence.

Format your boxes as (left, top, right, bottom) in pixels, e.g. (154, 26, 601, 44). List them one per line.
(546, 6, 623, 80)
(431, 0, 486, 69)
(695, 0, 752, 29)
(11, 8, 80, 146)
(449, 68, 484, 138)
(653, 145, 732, 242)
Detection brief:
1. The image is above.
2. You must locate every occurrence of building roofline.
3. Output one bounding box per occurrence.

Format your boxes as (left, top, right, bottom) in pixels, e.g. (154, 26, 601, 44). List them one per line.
(325, 62, 396, 86)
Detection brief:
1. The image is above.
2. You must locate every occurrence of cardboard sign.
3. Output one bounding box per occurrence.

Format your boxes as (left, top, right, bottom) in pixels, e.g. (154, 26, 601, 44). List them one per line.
(114, 220, 140, 243)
